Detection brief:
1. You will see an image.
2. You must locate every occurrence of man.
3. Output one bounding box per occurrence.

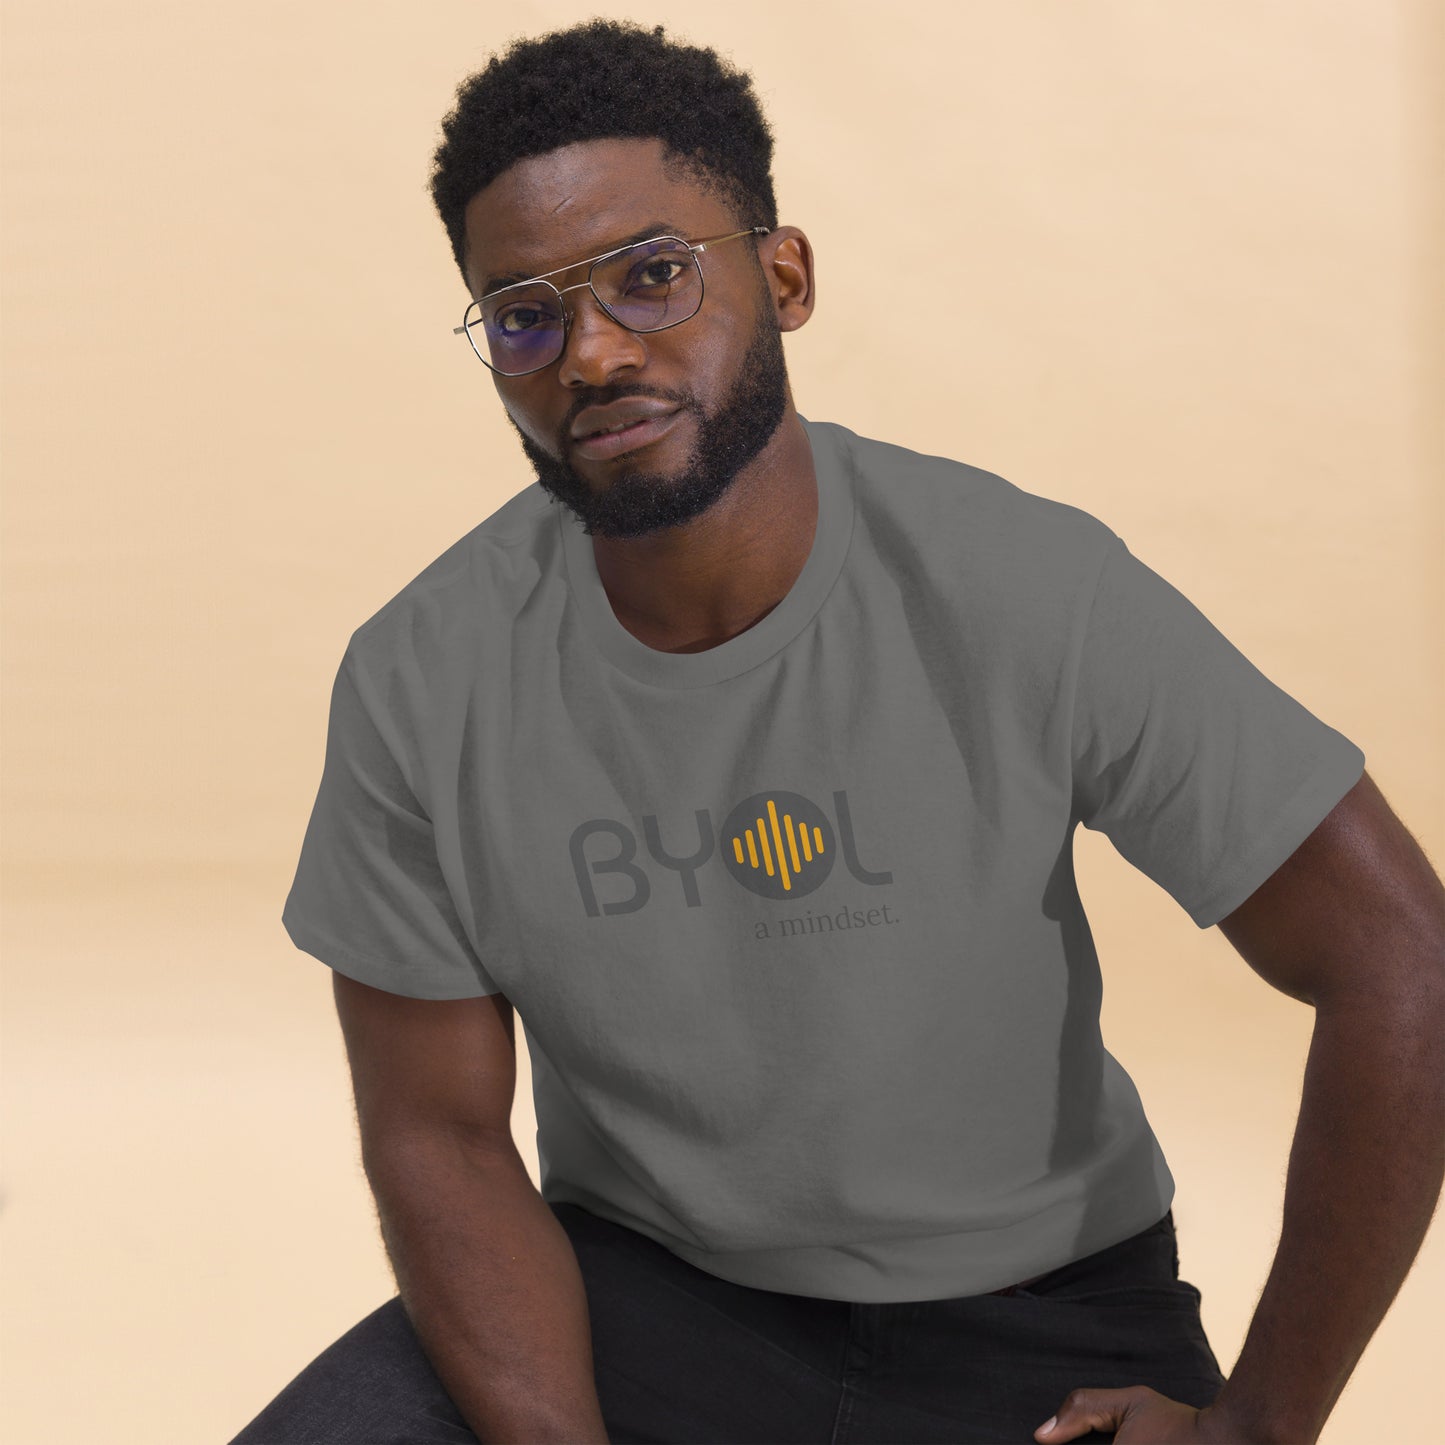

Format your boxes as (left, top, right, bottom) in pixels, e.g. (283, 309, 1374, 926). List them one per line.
(231, 18, 1445, 1445)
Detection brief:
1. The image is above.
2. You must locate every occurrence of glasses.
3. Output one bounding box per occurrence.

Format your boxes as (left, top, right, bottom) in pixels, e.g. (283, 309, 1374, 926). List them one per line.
(453, 226, 770, 376)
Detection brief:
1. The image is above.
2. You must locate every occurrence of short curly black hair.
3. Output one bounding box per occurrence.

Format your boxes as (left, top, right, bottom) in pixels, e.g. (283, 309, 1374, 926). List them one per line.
(427, 18, 779, 294)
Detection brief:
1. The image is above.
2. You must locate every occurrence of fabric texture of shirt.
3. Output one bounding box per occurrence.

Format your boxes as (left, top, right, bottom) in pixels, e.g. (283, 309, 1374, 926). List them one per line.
(281, 414, 1365, 1302)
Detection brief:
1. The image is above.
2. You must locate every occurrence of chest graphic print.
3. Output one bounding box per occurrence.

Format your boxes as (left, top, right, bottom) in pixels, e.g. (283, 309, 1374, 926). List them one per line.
(569, 788, 894, 917)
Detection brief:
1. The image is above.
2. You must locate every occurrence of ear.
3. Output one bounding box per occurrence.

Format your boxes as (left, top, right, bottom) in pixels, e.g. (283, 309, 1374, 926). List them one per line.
(761, 226, 815, 331)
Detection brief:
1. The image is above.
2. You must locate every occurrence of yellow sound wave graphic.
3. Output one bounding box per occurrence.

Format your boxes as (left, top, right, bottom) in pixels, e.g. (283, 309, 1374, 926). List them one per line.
(729, 797, 825, 892)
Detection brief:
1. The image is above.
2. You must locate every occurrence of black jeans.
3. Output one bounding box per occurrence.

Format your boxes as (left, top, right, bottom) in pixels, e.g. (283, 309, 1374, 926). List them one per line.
(228, 1202, 1226, 1444)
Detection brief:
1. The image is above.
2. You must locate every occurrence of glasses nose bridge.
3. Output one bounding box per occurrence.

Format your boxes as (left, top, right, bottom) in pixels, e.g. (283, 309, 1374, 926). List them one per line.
(550, 274, 633, 346)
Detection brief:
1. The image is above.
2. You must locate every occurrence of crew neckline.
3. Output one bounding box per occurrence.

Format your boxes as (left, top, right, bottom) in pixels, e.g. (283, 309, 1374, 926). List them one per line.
(557, 413, 856, 689)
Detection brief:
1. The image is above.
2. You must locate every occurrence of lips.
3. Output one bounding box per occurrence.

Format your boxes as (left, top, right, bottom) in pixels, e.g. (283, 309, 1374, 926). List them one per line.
(571, 399, 680, 440)
(571, 409, 684, 461)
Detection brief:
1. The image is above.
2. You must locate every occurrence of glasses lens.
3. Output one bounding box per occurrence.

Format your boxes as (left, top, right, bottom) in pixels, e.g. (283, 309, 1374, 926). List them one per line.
(463, 238, 703, 373)
(594, 238, 701, 332)
(469, 285, 566, 374)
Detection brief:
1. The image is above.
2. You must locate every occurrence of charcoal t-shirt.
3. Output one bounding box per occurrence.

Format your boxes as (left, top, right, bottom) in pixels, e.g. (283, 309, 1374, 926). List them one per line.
(281, 414, 1365, 1302)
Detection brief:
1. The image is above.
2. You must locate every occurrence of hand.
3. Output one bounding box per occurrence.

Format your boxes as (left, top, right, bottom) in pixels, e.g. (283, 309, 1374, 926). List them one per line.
(1035, 1386, 1259, 1443)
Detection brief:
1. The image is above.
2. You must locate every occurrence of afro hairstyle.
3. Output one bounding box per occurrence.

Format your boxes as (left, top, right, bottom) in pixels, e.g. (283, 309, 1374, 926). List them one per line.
(427, 18, 780, 294)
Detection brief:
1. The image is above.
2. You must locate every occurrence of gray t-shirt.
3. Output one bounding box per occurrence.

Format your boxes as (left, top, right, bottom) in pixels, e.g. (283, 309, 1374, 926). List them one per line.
(282, 413, 1364, 1302)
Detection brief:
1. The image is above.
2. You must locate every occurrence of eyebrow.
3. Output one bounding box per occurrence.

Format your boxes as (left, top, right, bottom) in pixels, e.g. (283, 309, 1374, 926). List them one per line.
(480, 220, 688, 297)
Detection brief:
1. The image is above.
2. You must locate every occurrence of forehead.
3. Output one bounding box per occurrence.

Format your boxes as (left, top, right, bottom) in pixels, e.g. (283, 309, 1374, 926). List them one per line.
(462, 136, 730, 297)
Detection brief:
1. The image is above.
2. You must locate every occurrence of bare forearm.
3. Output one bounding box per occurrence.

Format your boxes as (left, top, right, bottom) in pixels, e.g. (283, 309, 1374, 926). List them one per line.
(1211, 992, 1445, 1444)
(368, 1133, 611, 1445)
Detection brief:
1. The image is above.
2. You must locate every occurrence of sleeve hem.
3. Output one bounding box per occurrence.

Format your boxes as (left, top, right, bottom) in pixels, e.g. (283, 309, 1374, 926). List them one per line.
(1184, 743, 1366, 930)
(282, 914, 503, 1001)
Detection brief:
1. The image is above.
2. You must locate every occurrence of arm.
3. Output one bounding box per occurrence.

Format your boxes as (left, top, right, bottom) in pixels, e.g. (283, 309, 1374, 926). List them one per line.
(334, 973, 611, 1445)
(1037, 770, 1445, 1445)
(369, 1129, 611, 1445)
(1205, 769, 1445, 1444)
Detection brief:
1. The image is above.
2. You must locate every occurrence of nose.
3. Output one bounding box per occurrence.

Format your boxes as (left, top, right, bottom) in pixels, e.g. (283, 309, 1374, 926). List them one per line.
(555, 286, 649, 388)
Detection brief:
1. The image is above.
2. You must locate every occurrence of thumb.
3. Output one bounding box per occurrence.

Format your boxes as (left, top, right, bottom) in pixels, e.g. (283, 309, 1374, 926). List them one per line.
(1034, 1387, 1136, 1441)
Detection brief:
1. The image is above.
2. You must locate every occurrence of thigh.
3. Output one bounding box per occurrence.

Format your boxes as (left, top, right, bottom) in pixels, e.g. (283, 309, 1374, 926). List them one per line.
(552, 1200, 846, 1445)
(229, 1204, 851, 1445)
(835, 1212, 1227, 1445)
(227, 1296, 477, 1445)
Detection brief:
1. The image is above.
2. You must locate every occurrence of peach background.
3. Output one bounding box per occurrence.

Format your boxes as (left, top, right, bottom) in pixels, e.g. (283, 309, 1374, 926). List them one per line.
(2, 2, 1441, 1442)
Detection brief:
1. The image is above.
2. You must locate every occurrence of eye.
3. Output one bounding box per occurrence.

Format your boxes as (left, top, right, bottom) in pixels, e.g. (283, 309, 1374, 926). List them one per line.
(496, 303, 551, 334)
(626, 257, 689, 291)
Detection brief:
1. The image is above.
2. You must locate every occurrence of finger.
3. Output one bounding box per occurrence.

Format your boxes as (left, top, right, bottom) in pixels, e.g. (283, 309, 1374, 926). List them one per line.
(1036, 1387, 1139, 1440)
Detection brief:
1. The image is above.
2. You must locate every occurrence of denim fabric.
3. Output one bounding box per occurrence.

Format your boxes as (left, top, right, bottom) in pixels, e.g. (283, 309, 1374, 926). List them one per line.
(228, 1202, 1226, 1445)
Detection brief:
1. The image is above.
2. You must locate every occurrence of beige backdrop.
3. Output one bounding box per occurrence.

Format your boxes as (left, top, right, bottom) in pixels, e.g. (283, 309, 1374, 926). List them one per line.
(3, 2, 1441, 1443)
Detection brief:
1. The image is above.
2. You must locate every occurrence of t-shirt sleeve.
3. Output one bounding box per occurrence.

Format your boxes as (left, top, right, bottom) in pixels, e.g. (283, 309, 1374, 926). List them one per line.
(1070, 533, 1366, 930)
(281, 644, 503, 999)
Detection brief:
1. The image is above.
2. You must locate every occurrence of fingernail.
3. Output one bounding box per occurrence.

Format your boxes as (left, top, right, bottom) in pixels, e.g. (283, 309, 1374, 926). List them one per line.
(1038, 1418, 1057, 1436)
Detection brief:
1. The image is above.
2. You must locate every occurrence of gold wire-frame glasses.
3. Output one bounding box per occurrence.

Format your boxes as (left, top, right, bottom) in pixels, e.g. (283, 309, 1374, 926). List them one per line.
(452, 226, 771, 376)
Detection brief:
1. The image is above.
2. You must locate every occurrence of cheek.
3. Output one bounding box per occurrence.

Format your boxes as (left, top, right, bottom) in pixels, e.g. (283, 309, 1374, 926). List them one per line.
(665, 314, 738, 392)
(496, 397, 539, 444)
(704, 286, 757, 345)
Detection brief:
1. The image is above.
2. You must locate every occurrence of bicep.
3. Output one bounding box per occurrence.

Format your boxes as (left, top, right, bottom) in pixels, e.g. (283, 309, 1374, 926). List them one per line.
(330, 969, 519, 1165)
(1216, 769, 1445, 1008)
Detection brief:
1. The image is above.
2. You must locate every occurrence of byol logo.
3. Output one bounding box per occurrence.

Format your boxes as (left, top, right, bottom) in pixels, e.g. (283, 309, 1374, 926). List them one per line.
(569, 788, 893, 915)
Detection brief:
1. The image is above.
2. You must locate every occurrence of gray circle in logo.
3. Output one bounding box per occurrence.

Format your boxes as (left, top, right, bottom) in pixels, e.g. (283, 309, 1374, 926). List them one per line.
(720, 790, 835, 899)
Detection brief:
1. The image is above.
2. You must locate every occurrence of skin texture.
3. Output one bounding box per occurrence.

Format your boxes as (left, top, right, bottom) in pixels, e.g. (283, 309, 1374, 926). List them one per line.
(461, 136, 817, 654)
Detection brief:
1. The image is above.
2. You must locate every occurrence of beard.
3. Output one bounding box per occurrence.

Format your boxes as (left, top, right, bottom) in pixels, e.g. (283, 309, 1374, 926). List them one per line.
(502, 298, 791, 540)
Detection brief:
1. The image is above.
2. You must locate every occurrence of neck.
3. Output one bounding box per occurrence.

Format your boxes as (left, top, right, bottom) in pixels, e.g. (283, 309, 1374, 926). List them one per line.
(591, 408, 818, 654)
